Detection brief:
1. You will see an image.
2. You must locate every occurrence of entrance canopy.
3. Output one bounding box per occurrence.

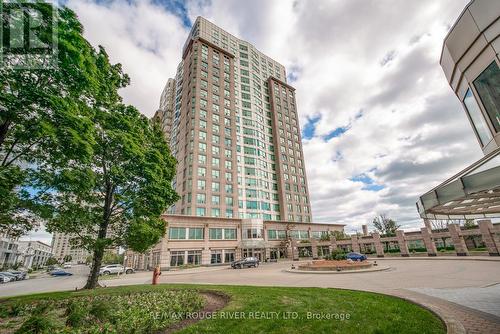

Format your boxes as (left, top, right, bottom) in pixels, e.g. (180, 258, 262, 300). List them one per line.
(417, 147, 500, 220)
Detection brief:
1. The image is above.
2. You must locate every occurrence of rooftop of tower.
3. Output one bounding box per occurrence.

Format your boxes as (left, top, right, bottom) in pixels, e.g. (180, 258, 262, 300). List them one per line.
(182, 16, 287, 80)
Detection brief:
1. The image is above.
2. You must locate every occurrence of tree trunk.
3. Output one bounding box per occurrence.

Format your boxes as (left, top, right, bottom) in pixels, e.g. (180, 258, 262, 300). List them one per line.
(0, 120, 11, 147)
(84, 183, 114, 289)
(84, 243, 105, 289)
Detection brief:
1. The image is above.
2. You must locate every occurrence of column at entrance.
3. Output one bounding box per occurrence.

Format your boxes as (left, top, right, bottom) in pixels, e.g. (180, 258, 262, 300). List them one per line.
(448, 224, 469, 256)
(420, 227, 437, 256)
(478, 220, 500, 256)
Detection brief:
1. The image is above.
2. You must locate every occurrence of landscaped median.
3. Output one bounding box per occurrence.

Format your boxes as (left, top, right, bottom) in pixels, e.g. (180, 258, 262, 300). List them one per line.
(0, 284, 446, 334)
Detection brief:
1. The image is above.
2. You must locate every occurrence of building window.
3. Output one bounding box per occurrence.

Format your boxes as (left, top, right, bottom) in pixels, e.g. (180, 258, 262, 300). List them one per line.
(188, 228, 204, 240)
(170, 251, 184, 266)
(169, 227, 186, 240)
(473, 61, 500, 133)
(290, 230, 309, 239)
(268, 230, 286, 240)
(187, 250, 201, 265)
(196, 193, 206, 204)
(196, 207, 206, 217)
(211, 250, 222, 264)
(464, 89, 493, 146)
(209, 228, 236, 240)
(246, 228, 262, 239)
(210, 228, 223, 240)
(224, 228, 236, 239)
(224, 249, 235, 263)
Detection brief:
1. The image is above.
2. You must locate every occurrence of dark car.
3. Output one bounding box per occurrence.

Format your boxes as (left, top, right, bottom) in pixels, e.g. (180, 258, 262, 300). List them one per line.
(0, 272, 19, 281)
(346, 252, 367, 261)
(50, 270, 73, 276)
(7, 270, 27, 280)
(231, 257, 260, 269)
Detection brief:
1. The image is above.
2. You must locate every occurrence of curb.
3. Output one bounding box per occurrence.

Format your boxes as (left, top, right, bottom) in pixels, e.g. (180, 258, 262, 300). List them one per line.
(387, 290, 466, 334)
(367, 257, 500, 262)
(284, 266, 391, 274)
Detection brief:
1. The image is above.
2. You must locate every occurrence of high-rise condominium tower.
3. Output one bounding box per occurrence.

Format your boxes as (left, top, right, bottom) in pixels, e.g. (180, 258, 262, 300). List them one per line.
(153, 78, 176, 141)
(162, 17, 312, 223)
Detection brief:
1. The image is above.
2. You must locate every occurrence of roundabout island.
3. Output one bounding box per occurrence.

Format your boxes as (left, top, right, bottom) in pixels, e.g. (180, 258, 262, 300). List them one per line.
(288, 259, 391, 274)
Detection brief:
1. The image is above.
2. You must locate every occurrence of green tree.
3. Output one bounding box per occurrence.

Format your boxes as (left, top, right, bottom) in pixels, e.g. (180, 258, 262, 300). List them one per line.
(102, 251, 124, 265)
(372, 214, 400, 236)
(63, 255, 72, 263)
(1, 3, 98, 237)
(45, 46, 179, 288)
(330, 230, 349, 240)
(45, 257, 59, 266)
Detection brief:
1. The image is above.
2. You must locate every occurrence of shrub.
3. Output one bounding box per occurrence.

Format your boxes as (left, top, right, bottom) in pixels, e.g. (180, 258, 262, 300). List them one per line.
(89, 300, 114, 323)
(65, 300, 89, 328)
(325, 250, 347, 260)
(15, 315, 56, 334)
(8, 302, 27, 317)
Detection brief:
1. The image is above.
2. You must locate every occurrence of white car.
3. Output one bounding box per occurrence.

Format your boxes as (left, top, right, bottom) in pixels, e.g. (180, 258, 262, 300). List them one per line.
(99, 264, 134, 275)
(0, 274, 14, 283)
(63, 263, 72, 269)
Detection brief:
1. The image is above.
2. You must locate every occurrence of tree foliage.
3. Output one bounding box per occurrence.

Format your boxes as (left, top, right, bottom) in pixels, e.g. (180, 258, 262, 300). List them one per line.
(1, 4, 179, 289)
(1, 3, 98, 237)
(372, 214, 400, 236)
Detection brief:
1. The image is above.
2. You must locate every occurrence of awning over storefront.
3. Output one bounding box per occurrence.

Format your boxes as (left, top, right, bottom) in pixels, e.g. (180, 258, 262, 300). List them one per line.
(417, 147, 500, 220)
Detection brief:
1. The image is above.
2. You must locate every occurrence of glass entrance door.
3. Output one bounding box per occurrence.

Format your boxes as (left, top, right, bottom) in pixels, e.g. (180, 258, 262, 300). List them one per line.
(242, 248, 263, 261)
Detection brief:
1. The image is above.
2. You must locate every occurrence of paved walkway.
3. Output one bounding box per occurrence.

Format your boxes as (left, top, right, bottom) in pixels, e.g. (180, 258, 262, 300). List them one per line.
(411, 284, 500, 317)
(1, 258, 499, 333)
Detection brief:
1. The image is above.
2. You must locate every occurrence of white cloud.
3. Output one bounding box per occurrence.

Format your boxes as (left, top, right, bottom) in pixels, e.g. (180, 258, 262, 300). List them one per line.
(182, 0, 482, 232)
(67, 0, 189, 114)
(29, 0, 485, 242)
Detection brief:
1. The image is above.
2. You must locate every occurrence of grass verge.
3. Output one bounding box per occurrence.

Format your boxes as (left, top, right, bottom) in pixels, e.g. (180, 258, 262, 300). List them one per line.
(0, 284, 446, 334)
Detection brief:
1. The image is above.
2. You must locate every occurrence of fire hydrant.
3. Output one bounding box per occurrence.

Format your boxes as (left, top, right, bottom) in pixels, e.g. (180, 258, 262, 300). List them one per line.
(152, 265, 161, 285)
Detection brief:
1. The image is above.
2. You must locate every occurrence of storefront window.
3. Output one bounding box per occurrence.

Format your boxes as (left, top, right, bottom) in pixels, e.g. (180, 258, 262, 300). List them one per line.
(187, 250, 201, 265)
(170, 251, 184, 266)
(463, 89, 492, 146)
(224, 250, 235, 263)
(211, 250, 222, 264)
(473, 61, 500, 133)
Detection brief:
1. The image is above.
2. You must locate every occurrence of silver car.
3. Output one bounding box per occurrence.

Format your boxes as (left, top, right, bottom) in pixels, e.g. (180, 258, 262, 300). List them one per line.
(99, 264, 134, 275)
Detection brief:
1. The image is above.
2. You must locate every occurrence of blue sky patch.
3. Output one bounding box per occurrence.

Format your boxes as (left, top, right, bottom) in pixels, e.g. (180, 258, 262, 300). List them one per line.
(154, 0, 192, 27)
(350, 174, 385, 192)
(323, 126, 348, 140)
(302, 115, 321, 140)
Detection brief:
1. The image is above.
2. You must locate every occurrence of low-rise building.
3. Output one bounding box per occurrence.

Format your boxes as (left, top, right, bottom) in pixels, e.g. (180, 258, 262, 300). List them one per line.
(18, 241, 52, 269)
(0, 233, 20, 268)
(126, 214, 344, 270)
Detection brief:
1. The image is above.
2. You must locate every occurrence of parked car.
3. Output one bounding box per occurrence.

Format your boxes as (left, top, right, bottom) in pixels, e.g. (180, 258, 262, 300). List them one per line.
(346, 252, 367, 261)
(0, 272, 20, 281)
(47, 265, 60, 272)
(50, 270, 73, 276)
(63, 263, 72, 269)
(99, 264, 134, 275)
(7, 270, 27, 280)
(231, 257, 260, 269)
(0, 273, 14, 283)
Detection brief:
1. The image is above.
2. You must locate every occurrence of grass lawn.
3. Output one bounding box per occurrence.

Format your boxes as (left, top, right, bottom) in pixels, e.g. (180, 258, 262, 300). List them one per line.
(0, 284, 445, 334)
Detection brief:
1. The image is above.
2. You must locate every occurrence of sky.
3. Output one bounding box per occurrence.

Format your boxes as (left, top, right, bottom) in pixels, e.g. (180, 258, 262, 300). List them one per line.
(26, 0, 484, 243)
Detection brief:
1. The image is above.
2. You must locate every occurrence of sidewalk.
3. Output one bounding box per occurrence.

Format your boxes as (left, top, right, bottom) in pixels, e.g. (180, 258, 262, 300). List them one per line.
(369, 256, 500, 261)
